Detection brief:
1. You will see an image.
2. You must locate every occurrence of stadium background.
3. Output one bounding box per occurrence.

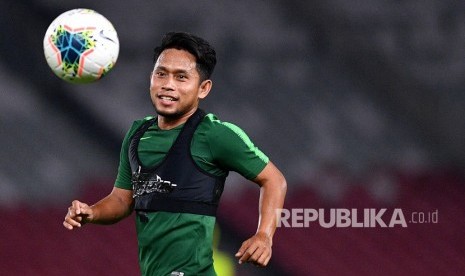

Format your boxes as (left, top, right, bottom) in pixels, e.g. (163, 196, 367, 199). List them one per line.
(1, 0, 464, 275)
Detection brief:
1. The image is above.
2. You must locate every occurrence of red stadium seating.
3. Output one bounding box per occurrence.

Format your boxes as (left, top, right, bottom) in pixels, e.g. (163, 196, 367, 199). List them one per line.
(218, 168, 465, 275)
(1, 169, 464, 275)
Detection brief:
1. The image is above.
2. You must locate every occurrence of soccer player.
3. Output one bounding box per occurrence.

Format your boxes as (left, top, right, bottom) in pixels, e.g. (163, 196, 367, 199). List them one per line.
(63, 32, 287, 276)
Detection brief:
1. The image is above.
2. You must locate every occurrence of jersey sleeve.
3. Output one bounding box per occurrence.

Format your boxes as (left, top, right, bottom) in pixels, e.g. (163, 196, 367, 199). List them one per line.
(208, 120, 269, 180)
(114, 119, 148, 190)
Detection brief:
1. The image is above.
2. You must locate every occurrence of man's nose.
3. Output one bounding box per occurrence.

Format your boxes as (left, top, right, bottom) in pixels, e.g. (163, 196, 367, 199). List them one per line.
(161, 75, 176, 90)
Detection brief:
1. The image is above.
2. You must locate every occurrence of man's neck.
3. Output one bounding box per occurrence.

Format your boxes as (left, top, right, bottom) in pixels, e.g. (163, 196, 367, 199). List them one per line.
(157, 108, 197, 130)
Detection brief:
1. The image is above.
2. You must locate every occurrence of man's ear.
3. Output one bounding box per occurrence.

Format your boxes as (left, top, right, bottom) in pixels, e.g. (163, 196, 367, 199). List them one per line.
(198, 80, 212, 99)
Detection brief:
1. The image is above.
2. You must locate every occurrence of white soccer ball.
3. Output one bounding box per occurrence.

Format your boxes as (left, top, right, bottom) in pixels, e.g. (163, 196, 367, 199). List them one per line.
(43, 8, 119, 84)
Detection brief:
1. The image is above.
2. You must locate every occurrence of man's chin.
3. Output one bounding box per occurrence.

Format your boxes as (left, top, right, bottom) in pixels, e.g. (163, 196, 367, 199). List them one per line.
(155, 107, 180, 118)
(154, 104, 198, 119)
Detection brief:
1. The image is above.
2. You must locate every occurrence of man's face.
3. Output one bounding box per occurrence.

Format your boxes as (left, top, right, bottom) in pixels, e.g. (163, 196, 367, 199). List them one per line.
(150, 48, 209, 119)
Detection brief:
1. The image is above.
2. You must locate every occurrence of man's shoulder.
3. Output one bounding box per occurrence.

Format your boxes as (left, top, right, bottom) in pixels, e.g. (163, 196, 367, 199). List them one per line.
(125, 116, 156, 137)
(134, 116, 156, 125)
(201, 113, 241, 129)
(199, 113, 253, 143)
(200, 113, 222, 128)
(200, 113, 241, 134)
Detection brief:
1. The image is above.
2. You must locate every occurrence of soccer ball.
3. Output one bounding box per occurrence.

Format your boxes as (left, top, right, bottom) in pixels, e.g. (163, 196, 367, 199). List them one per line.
(43, 9, 119, 84)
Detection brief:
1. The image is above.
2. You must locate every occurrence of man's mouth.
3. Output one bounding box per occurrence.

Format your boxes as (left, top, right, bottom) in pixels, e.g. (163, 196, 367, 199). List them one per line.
(158, 95, 177, 101)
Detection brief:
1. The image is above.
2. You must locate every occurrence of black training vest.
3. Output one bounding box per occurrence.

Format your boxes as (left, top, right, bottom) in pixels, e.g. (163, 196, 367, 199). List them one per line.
(129, 109, 226, 217)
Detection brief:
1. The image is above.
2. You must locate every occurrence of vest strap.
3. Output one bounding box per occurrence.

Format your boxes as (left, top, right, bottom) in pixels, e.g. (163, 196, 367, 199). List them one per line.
(135, 195, 218, 216)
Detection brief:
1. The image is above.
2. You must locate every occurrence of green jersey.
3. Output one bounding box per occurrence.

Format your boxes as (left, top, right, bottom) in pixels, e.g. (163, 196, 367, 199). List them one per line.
(114, 113, 268, 275)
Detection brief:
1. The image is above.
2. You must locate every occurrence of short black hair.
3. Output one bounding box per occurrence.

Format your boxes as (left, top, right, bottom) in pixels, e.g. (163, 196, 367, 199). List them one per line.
(153, 32, 217, 82)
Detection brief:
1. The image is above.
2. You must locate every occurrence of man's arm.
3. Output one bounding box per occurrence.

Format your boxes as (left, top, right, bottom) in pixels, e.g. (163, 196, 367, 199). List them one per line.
(63, 187, 134, 230)
(235, 161, 287, 266)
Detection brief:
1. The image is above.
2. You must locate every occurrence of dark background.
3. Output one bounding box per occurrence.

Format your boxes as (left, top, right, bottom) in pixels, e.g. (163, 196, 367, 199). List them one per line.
(1, 0, 464, 275)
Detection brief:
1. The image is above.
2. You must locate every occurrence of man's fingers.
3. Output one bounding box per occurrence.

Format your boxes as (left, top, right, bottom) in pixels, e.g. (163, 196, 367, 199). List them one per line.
(63, 220, 80, 230)
(235, 240, 249, 258)
(63, 216, 81, 229)
(71, 200, 84, 215)
(235, 240, 254, 263)
(236, 234, 273, 266)
(238, 243, 260, 264)
(67, 207, 77, 218)
(245, 245, 270, 266)
(248, 245, 266, 264)
(239, 248, 255, 264)
(63, 221, 72, 230)
(256, 248, 271, 267)
(64, 200, 91, 230)
(69, 201, 92, 218)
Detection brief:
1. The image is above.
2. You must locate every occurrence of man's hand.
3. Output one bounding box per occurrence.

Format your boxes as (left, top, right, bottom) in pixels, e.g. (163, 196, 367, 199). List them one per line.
(235, 232, 272, 267)
(63, 200, 94, 230)
(63, 187, 134, 229)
